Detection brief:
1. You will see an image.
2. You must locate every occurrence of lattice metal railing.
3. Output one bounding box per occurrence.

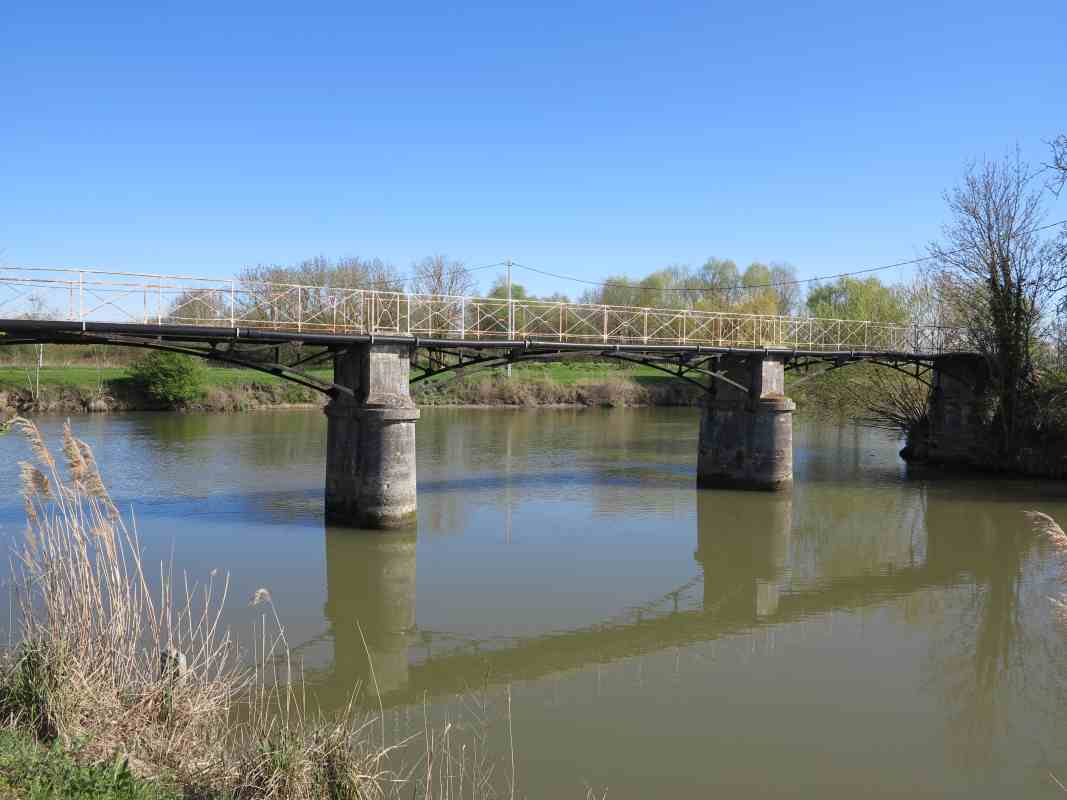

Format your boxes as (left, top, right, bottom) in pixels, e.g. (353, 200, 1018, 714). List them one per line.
(0, 265, 968, 353)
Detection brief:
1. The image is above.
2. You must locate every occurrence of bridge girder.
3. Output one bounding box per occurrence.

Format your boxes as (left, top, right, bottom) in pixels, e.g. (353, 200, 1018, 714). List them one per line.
(0, 330, 351, 398)
(409, 345, 755, 395)
(785, 354, 936, 388)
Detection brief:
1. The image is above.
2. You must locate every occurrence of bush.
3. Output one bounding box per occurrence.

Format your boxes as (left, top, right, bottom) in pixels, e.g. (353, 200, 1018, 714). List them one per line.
(126, 352, 205, 406)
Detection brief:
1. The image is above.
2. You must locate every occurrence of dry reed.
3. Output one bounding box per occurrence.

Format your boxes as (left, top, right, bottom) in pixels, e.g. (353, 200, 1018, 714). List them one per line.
(0, 418, 513, 799)
(1026, 510, 1067, 621)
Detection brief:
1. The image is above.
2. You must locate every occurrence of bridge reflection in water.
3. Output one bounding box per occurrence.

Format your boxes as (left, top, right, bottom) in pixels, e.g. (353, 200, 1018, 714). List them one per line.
(310, 484, 1032, 716)
(3, 409, 1059, 792)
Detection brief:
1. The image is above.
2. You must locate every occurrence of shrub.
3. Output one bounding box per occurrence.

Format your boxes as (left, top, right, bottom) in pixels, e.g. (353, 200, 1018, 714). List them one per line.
(126, 352, 205, 406)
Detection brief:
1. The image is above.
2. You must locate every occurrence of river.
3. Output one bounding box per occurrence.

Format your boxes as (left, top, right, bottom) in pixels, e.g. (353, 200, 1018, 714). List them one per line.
(1, 407, 1066, 797)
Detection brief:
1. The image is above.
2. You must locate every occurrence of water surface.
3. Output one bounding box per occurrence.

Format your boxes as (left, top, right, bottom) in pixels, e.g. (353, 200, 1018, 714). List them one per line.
(1, 408, 1066, 797)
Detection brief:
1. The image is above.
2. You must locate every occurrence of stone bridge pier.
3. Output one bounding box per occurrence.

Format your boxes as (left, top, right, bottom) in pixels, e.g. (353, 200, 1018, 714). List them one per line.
(698, 354, 795, 490)
(325, 344, 420, 528)
(902, 355, 989, 466)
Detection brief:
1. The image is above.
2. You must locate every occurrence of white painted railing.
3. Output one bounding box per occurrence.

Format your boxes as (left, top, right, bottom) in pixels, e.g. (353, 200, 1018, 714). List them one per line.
(0, 266, 967, 353)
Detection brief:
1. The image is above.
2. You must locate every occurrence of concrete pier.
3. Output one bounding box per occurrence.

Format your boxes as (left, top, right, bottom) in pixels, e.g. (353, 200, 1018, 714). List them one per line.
(325, 344, 419, 528)
(697, 355, 795, 490)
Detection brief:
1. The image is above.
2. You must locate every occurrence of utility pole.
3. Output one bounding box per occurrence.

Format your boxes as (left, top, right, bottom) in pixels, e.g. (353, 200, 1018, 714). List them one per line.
(505, 258, 513, 378)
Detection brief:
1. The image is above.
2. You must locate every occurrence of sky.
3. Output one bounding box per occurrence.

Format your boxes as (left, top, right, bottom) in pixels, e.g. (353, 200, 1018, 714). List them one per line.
(2, 0, 1066, 298)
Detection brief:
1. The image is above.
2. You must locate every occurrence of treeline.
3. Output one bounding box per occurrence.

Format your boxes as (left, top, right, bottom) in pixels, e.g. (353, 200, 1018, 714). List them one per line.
(232, 254, 919, 324)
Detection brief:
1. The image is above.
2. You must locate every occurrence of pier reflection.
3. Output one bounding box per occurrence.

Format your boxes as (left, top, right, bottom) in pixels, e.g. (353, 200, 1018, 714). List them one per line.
(695, 490, 792, 618)
(323, 527, 417, 695)
(316, 484, 977, 709)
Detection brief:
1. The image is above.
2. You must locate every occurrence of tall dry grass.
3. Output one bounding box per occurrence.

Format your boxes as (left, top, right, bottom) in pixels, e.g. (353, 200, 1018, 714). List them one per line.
(0, 418, 513, 799)
(1, 417, 240, 785)
(1026, 510, 1067, 622)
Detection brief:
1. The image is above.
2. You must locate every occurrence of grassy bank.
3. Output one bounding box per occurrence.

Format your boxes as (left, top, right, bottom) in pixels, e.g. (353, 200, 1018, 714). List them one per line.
(0, 419, 520, 799)
(0, 362, 706, 413)
(0, 731, 187, 799)
(0, 365, 329, 414)
(0, 360, 901, 418)
(413, 362, 703, 407)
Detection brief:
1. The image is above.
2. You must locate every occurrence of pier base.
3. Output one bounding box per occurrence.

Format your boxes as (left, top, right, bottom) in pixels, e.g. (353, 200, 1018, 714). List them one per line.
(325, 344, 419, 528)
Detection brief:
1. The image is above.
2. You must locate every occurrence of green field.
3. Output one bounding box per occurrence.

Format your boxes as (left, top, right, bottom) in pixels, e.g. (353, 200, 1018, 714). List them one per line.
(417, 359, 669, 385)
(0, 361, 665, 393)
(0, 365, 332, 392)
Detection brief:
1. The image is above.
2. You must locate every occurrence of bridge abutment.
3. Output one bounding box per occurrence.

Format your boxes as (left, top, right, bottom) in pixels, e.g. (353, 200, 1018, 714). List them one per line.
(697, 355, 795, 490)
(902, 355, 989, 466)
(325, 344, 419, 528)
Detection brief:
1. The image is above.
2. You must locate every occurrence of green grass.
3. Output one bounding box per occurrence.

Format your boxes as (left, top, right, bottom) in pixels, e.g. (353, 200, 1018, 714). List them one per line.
(488, 360, 666, 384)
(0, 366, 333, 392)
(0, 360, 683, 412)
(0, 732, 192, 800)
(0, 362, 662, 392)
(0, 367, 127, 391)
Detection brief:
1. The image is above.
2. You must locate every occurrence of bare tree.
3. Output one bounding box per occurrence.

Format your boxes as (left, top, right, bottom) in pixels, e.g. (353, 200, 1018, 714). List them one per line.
(1049, 136, 1067, 277)
(1051, 134, 1067, 194)
(236, 255, 402, 325)
(410, 255, 475, 297)
(929, 151, 1061, 452)
(849, 367, 930, 436)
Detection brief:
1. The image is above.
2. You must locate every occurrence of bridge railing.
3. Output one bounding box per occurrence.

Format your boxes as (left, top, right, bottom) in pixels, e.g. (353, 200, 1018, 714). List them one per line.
(0, 266, 967, 353)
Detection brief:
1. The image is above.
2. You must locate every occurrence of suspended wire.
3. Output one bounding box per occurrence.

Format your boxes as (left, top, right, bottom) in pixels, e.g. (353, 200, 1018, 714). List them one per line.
(4, 261, 506, 292)
(7, 213, 1064, 299)
(512, 218, 1067, 296)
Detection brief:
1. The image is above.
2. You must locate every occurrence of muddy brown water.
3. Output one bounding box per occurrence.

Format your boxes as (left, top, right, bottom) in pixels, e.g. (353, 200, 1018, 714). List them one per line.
(1, 408, 1066, 797)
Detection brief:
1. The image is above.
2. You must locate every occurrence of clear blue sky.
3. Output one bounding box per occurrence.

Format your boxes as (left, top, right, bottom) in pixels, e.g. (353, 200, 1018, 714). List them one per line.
(3, 0, 1065, 297)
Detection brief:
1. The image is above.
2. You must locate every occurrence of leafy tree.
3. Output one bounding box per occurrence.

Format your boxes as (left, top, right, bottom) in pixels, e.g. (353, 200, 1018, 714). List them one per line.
(696, 258, 741, 310)
(127, 352, 205, 406)
(733, 263, 780, 315)
(806, 276, 908, 323)
(488, 277, 528, 300)
(579, 275, 645, 307)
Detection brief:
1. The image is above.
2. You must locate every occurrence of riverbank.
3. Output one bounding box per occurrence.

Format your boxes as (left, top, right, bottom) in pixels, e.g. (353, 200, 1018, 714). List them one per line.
(0, 362, 872, 416)
(0, 363, 709, 413)
(0, 730, 187, 800)
(0, 365, 325, 413)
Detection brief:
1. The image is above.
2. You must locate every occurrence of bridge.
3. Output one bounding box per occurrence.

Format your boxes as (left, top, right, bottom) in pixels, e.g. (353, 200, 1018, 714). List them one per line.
(0, 265, 984, 527)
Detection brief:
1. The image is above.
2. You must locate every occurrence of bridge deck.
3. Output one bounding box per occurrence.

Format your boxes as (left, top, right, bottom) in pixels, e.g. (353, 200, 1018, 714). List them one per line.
(0, 265, 968, 356)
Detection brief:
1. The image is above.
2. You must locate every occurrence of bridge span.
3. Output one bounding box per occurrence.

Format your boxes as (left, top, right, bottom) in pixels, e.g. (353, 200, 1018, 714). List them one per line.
(0, 266, 983, 527)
